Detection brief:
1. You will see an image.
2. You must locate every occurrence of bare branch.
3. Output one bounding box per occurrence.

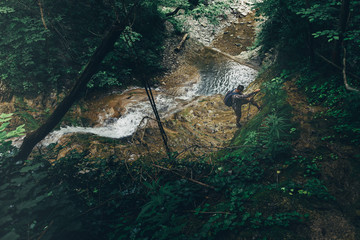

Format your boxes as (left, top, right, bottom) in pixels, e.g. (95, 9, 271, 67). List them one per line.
(37, 0, 47, 29)
(315, 51, 360, 81)
(342, 45, 360, 93)
(187, 210, 232, 215)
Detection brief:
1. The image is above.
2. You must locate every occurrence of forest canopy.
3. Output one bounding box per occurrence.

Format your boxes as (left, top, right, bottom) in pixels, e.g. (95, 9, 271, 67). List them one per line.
(0, 0, 229, 95)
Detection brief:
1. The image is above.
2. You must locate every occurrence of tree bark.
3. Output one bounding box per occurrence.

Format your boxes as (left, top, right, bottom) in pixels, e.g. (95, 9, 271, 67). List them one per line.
(332, 0, 350, 65)
(13, 22, 127, 161)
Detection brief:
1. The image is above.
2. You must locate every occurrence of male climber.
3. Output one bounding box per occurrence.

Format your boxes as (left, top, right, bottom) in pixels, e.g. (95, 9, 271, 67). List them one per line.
(227, 85, 261, 128)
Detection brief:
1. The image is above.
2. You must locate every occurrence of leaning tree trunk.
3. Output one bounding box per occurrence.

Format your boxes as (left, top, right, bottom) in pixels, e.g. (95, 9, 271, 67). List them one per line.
(13, 22, 127, 161)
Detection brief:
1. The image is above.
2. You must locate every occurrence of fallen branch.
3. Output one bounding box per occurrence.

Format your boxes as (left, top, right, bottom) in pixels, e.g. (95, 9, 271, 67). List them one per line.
(152, 163, 215, 189)
(166, 6, 182, 17)
(77, 195, 121, 217)
(174, 33, 189, 52)
(205, 46, 260, 71)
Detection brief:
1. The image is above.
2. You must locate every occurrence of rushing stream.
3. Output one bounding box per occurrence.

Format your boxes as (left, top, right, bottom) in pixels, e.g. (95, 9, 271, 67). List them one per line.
(40, 55, 258, 146)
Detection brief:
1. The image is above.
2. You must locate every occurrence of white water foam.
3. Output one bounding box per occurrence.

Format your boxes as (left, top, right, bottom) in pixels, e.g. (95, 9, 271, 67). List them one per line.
(40, 93, 179, 146)
(196, 60, 258, 95)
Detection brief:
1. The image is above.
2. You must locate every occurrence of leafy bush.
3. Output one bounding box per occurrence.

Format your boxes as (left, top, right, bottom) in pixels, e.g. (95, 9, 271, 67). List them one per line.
(0, 115, 96, 240)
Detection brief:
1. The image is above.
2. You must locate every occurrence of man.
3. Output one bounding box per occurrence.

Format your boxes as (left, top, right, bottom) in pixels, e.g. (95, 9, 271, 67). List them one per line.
(231, 85, 261, 128)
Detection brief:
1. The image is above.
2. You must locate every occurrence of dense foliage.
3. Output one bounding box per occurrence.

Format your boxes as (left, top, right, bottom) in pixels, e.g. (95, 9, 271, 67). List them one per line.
(255, 0, 360, 144)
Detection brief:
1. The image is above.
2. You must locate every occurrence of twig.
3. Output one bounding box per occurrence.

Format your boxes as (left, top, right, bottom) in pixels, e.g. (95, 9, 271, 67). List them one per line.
(77, 195, 120, 217)
(131, 116, 166, 143)
(87, 28, 103, 37)
(187, 210, 232, 214)
(124, 156, 136, 182)
(151, 164, 216, 189)
(174, 144, 202, 158)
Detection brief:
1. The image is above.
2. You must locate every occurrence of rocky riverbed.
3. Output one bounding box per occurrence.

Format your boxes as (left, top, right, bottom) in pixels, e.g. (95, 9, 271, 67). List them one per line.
(7, 0, 264, 161)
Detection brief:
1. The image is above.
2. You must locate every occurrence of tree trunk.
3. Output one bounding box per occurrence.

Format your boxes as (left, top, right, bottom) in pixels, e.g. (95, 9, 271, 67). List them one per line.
(332, 0, 350, 65)
(13, 22, 127, 161)
(305, 0, 315, 64)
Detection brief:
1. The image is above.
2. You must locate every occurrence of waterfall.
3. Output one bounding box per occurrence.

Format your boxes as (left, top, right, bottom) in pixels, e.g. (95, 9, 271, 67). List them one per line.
(40, 59, 257, 146)
(196, 60, 257, 95)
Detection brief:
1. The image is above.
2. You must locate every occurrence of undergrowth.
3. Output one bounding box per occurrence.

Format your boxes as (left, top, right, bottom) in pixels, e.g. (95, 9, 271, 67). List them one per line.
(1, 72, 338, 240)
(296, 66, 360, 144)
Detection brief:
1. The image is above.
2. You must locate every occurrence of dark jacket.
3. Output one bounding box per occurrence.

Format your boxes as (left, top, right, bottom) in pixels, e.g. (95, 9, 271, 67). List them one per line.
(231, 91, 257, 115)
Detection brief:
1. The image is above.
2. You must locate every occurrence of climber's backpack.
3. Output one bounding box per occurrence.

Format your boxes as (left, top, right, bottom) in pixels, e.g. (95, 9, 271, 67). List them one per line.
(224, 89, 237, 107)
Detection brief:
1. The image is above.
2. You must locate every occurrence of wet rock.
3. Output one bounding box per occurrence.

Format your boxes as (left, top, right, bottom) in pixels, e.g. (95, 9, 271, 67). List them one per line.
(104, 117, 118, 125)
